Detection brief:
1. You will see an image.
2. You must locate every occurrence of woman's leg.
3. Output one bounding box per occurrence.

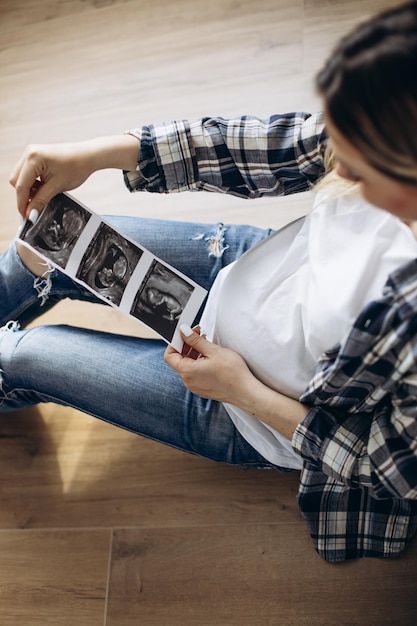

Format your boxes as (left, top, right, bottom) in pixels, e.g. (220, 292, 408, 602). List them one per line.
(1, 216, 272, 328)
(0, 242, 96, 328)
(104, 216, 273, 291)
(0, 215, 277, 466)
(0, 324, 276, 468)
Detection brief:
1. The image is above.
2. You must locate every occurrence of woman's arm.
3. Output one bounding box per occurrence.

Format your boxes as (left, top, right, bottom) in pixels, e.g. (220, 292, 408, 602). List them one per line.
(10, 112, 326, 219)
(166, 326, 417, 501)
(125, 112, 327, 199)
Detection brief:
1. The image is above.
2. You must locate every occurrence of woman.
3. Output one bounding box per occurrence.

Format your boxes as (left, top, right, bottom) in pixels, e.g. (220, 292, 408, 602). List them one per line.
(3, 1, 417, 562)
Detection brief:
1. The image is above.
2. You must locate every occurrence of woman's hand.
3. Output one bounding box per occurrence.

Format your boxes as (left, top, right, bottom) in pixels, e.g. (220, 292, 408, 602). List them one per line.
(9, 142, 97, 219)
(164, 325, 255, 405)
(164, 326, 308, 439)
(164, 324, 309, 441)
(9, 134, 140, 219)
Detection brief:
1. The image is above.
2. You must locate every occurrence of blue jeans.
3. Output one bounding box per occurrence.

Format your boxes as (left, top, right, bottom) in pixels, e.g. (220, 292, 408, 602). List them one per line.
(0, 216, 281, 468)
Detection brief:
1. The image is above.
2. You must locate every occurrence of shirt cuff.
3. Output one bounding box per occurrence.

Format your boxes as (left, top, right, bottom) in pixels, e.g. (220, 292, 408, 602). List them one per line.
(292, 406, 369, 484)
(123, 122, 199, 194)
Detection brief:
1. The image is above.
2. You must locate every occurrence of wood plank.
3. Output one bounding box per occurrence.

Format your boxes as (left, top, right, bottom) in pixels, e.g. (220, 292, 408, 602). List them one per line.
(303, 0, 406, 72)
(106, 525, 417, 626)
(0, 529, 110, 625)
(0, 407, 302, 530)
(0, 0, 312, 250)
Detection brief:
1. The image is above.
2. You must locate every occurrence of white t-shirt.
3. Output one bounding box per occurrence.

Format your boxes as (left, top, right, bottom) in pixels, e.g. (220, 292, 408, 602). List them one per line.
(199, 192, 417, 469)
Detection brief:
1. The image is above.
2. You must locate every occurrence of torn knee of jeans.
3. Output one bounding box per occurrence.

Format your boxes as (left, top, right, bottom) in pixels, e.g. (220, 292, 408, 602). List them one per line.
(192, 223, 230, 258)
(0, 320, 20, 332)
(33, 262, 54, 306)
(0, 321, 21, 403)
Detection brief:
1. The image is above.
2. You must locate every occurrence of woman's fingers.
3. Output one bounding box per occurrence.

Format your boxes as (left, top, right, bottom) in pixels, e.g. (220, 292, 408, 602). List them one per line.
(10, 146, 51, 217)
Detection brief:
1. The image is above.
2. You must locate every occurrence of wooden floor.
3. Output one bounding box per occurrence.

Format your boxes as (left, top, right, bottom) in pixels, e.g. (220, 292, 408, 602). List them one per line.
(1, 1, 416, 624)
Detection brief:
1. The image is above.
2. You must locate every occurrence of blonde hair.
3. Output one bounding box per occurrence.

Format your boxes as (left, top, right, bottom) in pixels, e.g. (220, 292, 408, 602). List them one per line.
(315, 145, 358, 197)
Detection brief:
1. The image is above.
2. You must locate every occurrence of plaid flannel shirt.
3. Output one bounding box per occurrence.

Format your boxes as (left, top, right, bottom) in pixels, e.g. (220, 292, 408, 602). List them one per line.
(294, 262, 417, 562)
(125, 112, 326, 197)
(124, 112, 417, 562)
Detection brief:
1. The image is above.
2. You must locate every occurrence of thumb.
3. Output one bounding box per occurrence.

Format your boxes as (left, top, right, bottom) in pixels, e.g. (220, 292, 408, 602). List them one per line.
(179, 323, 212, 355)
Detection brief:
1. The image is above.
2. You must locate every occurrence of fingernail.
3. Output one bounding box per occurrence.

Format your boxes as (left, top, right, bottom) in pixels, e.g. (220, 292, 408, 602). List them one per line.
(28, 208, 39, 224)
(179, 323, 194, 337)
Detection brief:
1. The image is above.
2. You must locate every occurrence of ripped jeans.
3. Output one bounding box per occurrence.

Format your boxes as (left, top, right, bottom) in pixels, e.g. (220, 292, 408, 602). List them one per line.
(0, 215, 279, 467)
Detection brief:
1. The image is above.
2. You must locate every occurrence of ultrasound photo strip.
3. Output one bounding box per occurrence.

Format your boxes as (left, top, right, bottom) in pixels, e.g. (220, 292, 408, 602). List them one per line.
(18, 192, 207, 351)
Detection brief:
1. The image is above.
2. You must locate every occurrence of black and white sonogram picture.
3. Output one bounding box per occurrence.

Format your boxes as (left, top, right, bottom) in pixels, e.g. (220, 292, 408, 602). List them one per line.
(130, 260, 194, 342)
(76, 223, 143, 305)
(22, 194, 91, 269)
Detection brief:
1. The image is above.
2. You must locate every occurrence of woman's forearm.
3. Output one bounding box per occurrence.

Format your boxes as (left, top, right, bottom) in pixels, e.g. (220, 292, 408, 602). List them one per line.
(232, 373, 309, 441)
(81, 133, 140, 173)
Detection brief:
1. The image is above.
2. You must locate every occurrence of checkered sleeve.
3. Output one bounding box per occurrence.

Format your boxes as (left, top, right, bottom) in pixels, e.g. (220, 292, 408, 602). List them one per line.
(123, 112, 327, 198)
(293, 380, 417, 501)
(292, 288, 417, 501)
